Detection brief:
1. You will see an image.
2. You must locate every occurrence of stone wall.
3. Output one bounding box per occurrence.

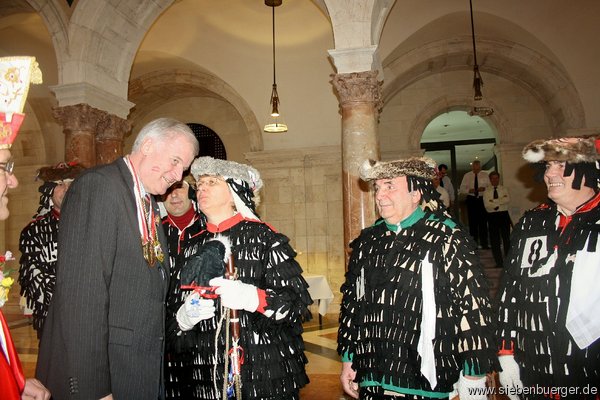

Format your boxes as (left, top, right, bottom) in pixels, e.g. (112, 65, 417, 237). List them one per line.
(247, 146, 345, 312)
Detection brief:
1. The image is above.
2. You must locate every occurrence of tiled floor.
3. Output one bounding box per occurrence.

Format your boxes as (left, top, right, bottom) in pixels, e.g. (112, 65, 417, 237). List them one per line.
(300, 314, 351, 400)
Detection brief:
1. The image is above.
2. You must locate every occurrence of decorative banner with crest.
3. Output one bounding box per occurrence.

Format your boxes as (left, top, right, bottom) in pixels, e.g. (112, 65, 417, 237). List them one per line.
(0, 56, 43, 149)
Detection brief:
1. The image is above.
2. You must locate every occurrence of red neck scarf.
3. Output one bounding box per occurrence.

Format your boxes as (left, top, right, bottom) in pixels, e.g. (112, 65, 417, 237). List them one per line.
(168, 206, 196, 231)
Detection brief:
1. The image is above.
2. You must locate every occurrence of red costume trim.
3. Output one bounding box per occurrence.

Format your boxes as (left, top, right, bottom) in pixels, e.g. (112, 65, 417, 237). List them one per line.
(558, 191, 600, 232)
(0, 310, 25, 399)
(205, 214, 273, 313)
(206, 213, 245, 233)
(497, 339, 514, 356)
(256, 289, 268, 314)
(51, 207, 61, 220)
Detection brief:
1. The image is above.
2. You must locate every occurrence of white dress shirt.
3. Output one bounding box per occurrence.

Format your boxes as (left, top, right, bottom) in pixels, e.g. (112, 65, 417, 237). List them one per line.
(459, 171, 490, 197)
(483, 184, 510, 213)
(440, 176, 455, 202)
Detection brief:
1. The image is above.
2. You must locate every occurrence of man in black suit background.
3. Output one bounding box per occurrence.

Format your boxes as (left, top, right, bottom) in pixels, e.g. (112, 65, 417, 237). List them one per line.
(36, 117, 198, 400)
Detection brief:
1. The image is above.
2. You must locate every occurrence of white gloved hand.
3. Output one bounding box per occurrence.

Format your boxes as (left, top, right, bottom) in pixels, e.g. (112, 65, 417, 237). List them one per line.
(176, 292, 216, 331)
(499, 355, 523, 400)
(209, 277, 259, 312)
(456, 371, 487, 400)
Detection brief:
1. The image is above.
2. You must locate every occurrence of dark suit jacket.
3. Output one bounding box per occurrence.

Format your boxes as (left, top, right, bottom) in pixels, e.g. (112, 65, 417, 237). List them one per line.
(36, 158, 169, 400)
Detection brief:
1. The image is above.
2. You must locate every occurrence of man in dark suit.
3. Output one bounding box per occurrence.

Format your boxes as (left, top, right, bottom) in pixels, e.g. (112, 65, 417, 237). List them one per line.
(36, 118, 198, 400)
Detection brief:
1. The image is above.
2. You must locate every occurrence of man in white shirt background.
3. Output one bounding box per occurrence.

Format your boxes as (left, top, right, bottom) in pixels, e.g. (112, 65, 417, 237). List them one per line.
(483, 171, 511, 267)
(459, 160, 490, 249)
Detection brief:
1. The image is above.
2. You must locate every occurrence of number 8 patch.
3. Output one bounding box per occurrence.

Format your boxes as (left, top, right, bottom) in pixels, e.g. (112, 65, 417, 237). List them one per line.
(521, 236, 549, 269)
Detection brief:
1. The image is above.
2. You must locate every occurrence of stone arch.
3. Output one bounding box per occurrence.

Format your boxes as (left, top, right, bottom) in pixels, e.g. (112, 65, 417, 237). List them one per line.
(323, 0, 394, 49)
(30, 0, 176, 117)
(25, 0, 70, 68)
(128, 69, 263, 151)
(383, 36, 585, 136)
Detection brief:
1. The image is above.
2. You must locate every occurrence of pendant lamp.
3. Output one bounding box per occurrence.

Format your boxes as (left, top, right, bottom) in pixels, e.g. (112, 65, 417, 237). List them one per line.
(263, 0, 288, 133)
(468, 0, 493, 117)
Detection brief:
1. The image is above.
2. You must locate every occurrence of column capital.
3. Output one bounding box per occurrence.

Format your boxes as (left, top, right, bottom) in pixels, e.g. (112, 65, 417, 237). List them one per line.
(53, 103, 106, 132)
(53, 104, 104, 167)
(96, 113, 131, 165)
(331, 70, 383, 112)
(97, 113, 131, 141)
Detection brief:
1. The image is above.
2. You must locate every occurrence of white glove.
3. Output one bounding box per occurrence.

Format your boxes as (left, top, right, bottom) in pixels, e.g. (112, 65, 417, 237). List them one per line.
(176, 292, 216, 331)
(448, 381, 459, 400)
(456, 371, 487, 400)
(499, 355, 523, 400)
(209, 277, 259, 312)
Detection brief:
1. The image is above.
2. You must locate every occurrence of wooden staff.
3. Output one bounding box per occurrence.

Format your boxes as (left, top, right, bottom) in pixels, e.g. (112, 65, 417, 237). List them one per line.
(225, 254, 243, 399)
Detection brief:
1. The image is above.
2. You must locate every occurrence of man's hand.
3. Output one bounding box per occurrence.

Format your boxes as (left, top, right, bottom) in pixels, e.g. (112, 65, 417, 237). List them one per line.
(209, 277, 259, 312)
(340, 361, 359, 399)
(21, 378, 51, 400)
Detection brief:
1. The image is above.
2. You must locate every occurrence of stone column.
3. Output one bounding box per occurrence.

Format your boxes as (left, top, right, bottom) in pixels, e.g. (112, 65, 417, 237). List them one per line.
(53, 104, 105, 168)
(96, 113, 131, 165)
(331, 70, 382, 263)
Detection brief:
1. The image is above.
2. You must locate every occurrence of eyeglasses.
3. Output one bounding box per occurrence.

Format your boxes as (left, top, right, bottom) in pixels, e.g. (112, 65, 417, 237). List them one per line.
(196, 177, 223, 188)
(0, 158, 14, 175)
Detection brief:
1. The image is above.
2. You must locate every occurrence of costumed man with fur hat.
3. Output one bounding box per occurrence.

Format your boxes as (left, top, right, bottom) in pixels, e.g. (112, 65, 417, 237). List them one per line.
(164, 156, 312, 400)
(18, 161, 85, 338)
(0, 55, 50, 399)
(496, 136, 600, 399)
(338, 157, 498, 400)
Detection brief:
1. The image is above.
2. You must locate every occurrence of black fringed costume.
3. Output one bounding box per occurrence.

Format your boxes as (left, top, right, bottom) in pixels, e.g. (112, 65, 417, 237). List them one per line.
(337, 207, 498, 397)
(164, 213, 312, 400)
(18, 182, 59, 336)
(497, 193, 600, 397)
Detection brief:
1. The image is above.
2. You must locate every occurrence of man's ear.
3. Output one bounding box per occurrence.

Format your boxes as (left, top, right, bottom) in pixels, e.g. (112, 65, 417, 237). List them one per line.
(411, 190, 422, 204)
(141, 137, 154, 156)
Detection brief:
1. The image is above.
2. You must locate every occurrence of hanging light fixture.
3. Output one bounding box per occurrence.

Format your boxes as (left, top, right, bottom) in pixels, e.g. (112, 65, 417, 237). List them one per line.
(263, 0, 288, 133)
(468, 0, 493, 117)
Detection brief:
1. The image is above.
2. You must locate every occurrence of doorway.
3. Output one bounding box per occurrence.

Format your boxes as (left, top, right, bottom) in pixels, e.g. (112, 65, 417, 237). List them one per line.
(421, 111, 497, 223)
